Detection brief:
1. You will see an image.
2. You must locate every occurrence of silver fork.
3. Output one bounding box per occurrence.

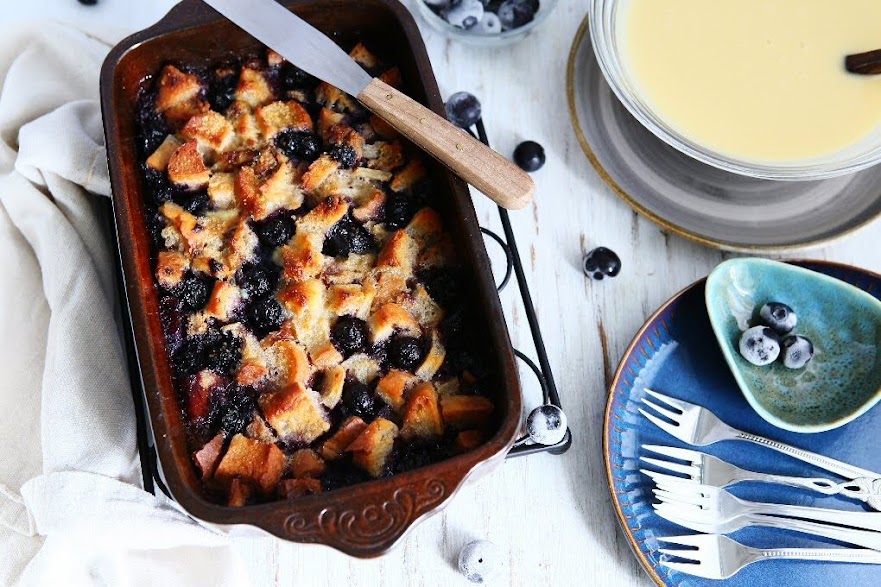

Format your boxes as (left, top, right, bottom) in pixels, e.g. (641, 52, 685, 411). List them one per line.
(638, 389, 880, 480)
(657, 534, 881, 580)
(654, 481, 881, 533)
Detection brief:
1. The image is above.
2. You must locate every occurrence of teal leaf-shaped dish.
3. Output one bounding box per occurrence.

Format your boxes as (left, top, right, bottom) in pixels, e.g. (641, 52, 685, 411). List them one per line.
(706, 258, 881, 432)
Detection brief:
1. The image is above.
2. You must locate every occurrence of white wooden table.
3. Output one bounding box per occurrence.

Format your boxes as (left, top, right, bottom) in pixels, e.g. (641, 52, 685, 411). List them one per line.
(8, 1, 881, 585)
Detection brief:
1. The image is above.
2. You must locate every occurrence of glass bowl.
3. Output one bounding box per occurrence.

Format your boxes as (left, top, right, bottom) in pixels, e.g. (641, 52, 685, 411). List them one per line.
(588, 0, 881, 181)
(413, 0, 558, 47)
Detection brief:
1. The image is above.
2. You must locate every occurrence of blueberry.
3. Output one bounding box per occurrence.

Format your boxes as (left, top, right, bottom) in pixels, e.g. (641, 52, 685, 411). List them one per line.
(204, 332, 243, 376)
(136, 92, 171, 156)
(254, 213, 296, 247)
(278, 62, 316, 92)
(418, 267, 462, 307)
(274, 129, 320, 161)
(759, 302, 797, 335)
(384, 192, 417, 229)
(445, 92, 482, 129)
(331, 316, 369, 357)
(583, 247, 621, 281)
(176, 275, 212, 311)
(342, 380, 378, 419)
(526, 404, 567, 445)
(211, 385, 258, 438)
(458, 540, 504, 584)
(390, 336, 424, 371)
(238, 264, 278, 299)
(172, 339, 207, 377)
(445, 0, 484, 29)
(78, 0, 99, 5)
(208, 71, 239, 113)
(143, 167, 178, 204)
(327, 143, 359, 168)
(475, 12, 502, 34)
(247, 296, 286, 335)
(513, 140, 546, 172)
(176, 189, 210, 214)
(739, 326, 781, 366)
(782, 335, 814, 369)
(323, 215, 375, 257)
(498, 0, 537, 29)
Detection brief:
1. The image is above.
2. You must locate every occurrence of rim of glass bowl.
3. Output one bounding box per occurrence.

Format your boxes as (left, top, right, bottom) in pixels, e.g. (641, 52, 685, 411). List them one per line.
(587, 0, 881, 181)
(413, 0, 559, 46)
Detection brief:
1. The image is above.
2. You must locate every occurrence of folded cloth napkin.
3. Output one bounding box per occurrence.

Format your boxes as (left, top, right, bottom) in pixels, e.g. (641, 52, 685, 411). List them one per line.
(0, 21, 252, 586)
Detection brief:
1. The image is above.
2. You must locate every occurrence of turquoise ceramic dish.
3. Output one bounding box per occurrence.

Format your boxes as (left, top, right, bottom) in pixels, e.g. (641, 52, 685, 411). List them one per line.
(706, 258, 881, 432)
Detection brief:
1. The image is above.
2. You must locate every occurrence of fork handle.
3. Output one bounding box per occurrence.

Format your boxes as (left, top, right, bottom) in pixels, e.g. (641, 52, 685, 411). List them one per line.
(736, 471, 841, 495)
(746, 501, 881, 533)
(735, 431, 880, 481)
(757, 547, 881, 564)
(748, 514, 881, 551)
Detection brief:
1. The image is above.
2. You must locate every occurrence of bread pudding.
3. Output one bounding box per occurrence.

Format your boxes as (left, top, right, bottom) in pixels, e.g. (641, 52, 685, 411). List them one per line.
(135, 43, 495, 505)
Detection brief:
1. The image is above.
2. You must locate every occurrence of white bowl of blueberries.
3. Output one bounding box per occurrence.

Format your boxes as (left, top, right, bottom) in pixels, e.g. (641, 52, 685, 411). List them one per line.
(414, 0, 557, 45)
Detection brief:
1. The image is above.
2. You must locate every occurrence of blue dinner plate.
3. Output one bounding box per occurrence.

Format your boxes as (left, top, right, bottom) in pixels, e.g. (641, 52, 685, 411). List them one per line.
(604, 260, 881, 587)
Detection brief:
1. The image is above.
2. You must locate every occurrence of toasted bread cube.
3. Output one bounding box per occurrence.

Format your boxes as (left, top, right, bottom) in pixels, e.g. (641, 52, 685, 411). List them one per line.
(325, 253, 377, 285)
(420, 235, 456, 269)
(325, 124, 365, 159)
(369, 114, 399, 140)
(290, 449, 326, 478)
(309, 341, 344, 370)
(353, 167, 393, 183)
(376, 370, 416, 411)
(155, 250, 190, 290)
(167, 140, 210, 189)
(376, 230, 418, 276)
(214, 434, 286, 495)
(320, 416, 367, 461)
(349, 42, 380, 70)
(369, 270, 408, 309)
(318, 365, 345, 409)
(347, 418, 399, 477)
(236, 67, 273, 108)
(264, 339, 310, 387)
(368, 140, 406, 172)
(278, 478, 322, 499)
(259, 383, 330, 444)
(227, 478, 254, 507)
(297, 196, 349, 236)
(440, 395, 494, 429)
(193, 433, 225, 480)
(415, 331, 445, 380)
(405, 209, 443, 249)
(318, 107, 346, 138)
(245, 414, 277, 444)
(203, 281, 242, 321)
(226, 100, 262, 148)
(455, 430, 483, 452)
(256, 100, 313, 139)
(340, 353, 380, 384)
(436, 378, 461, 397)
(402, 284, 444, 330)
(352, 189, 385, 223)
(315, 81, 359, 112)
(327, 283, 376, 319)
(155, 65, 208, 125)
(146, 135, 183, 171)
(401, 383, 443, 440)
(207, 172, 236, 209)
(277, 278, 324, 321)
(253, 162, 304, 220)
(301, 154, 341, 191)
(390, 159, 426, 193)
(378, 67, 402, 89)
(278, 232, 324, 282)
(180, 111, 236, 153)
(368, 303, 421, 343)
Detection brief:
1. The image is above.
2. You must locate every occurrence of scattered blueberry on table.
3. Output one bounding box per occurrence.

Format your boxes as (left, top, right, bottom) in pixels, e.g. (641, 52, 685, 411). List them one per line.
(513, 140, 546, 172)
(526, 404, 567, 445)
(425, 0, 540, 34)
(445, 91, 482, 129)
(759, 301, 797, 334)
(458, 540, 504, 584)
(78, 0, 99, 5)
(583, 247, 622, 281)
(782, 335, 814, 369)
(738, 326, 781, 366)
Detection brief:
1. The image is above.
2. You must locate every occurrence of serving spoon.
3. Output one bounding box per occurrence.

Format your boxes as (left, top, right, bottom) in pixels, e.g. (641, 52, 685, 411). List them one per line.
(846, 49, 881, 75)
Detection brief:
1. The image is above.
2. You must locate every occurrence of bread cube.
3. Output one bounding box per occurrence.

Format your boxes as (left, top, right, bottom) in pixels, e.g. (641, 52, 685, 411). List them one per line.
(289, 449, 326, 478)
(320, 416, 367, 461)
(401, 382, 444, 440)
(375, 370, 416, 411)
(256, 100, 313, 139)
(415, 331, 445, 380)
(227, 477, 254, 507)
(376, 230, 418, 276)
(193, 433, 224, 480)
(167, 140, 210, 189)
(155, 250, 189, 290)
(367, 303, 420, 343)
(347, 417, 399, 477)
(146, 135, 183, 171)
(236, 67, 273, 108)
(180, 111, 236, 154)
(213, 434, 286, 495)
(301, 154, 340, 191)
(318, 365, 345, 409)
(278, 478, 322, 499)
(439, 395, 494, 429)
(259, 383, 330, 444)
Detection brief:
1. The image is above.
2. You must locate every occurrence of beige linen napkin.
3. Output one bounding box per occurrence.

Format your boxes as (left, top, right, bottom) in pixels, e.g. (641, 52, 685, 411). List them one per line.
(0, 21, 251, 586)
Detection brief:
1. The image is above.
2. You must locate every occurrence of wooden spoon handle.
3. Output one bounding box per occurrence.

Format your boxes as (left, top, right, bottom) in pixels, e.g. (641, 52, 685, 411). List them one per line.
(358, 78, 534, 210)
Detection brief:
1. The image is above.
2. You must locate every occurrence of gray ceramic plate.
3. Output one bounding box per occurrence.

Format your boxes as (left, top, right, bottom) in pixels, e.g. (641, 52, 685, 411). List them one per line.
(567, 16, 881, 253)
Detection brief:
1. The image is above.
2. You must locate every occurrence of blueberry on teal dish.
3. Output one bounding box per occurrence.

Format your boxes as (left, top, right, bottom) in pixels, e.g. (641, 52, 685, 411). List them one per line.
(706, 257, 881, 432)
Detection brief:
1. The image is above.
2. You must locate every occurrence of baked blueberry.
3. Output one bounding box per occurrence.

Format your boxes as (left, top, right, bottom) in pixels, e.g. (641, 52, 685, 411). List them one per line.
(782, 335, 814, 369)
(172, 339, 207, 377)
(254, 213, 296, 247)
(143, 167, 177, 204)
(78, 0, 99, 5)
(327, 143, 359, 168)
(583, 247, 622, 281)
(445, 92, 482, 129)
(176, 189, 210, 214)
(275, 129, 320, 161)
(458, 540, 504, 584)
(278, 62, 316, 91)
(176, 275, 212, 311)
(323, 215, 375, 257)
(759, 302, 797, 335)
(247, 296, 286, 335)
(498, 0, 537, 29)
(384, 192, 417, 229)
(739, 325, 781, 366)
(526, 404, 568, 445)
(418, 267, 462, 308)
(342, 380, 378, 419)
(213, 386, 258, 438)
(445, 0, 484, 29)
(238, 264, 278, 299)
(513, 140, 546, 172)
(204, 332, 243, 376)
(208, 71, 239, 113)
(390, 336, 424, 370)
(331, 316, 369, 357)
(136, 92, 171, 156)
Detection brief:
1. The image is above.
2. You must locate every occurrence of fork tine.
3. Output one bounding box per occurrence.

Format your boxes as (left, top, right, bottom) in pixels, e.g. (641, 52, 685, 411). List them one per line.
(642, 398, 682, 422)
(644, 389, 693, 411)
(638, 408, 682, 437)
(658, 547, 700, 560)
(641, 470, 697, 486)
(642, 444, 701, 462)
(653, 489, 706, 507)
(640, 456, 698, 477)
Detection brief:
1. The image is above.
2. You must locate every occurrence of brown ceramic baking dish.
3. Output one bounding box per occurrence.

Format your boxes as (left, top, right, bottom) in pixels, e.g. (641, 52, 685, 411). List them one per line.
(99, 0, 521, 557)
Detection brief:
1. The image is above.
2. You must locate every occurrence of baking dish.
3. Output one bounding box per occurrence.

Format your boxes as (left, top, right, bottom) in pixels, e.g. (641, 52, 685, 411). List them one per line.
(99, 0, 521, 557)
